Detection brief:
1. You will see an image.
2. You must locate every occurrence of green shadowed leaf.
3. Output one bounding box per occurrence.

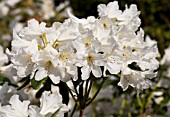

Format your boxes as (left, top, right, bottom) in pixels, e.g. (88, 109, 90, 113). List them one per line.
(160, 96, 170, 107)
(31, 77, 48, 90)
(0, 76, 10, 85)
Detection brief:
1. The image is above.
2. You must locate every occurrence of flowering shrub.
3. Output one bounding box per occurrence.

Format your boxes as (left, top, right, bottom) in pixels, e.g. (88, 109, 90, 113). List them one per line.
(0, 1, 160, 117)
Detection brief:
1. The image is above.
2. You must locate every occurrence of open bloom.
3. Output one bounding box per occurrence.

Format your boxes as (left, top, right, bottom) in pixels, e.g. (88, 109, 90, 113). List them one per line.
(75, 47, 106, 80)
(0, 95, 30, 117)
(28, 91, 69, 117)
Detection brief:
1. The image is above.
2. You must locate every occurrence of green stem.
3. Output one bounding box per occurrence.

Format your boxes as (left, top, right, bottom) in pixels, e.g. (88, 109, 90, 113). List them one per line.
(79, 110, 83, 117)
(86, 78, 93, 101)
(83, 79, 90, 106)
(70, 104, 77, 117)
(119, 98, 126, 116)
(71, 78, 79, 96)
(64, 83, 77, 104)
(86, 77, 106, 107)
(137, 96, 144, 117)
(145, 84, 157, 108)
(84, 79, 90, 98)
(79, 81, 84, 109)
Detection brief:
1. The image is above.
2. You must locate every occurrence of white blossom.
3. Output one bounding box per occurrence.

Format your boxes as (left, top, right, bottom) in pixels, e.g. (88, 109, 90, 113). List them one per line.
(76, 47, 106, 80)
(0, 90, 69, 117)
(39, 91, 69, 115)
(0, 95, 30, 117)
(0, 64, 18, 83)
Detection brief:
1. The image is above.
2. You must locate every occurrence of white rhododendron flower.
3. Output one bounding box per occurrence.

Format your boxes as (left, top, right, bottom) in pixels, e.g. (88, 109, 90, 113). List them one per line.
(0, 95, 30, 117)
(0, 64, 18, 83)
(79, 48, 106, 80)
(0, 82, 28, 105)
(39, 91, 69, 115)
(28, 91, 69, 117)
(10, 39, 38, 78)
(28, 105, 43, 117)
(0, 90, 69, 117)
(7, 1, 159, 91)
(32, 44, 61, 83)
(97, 1, 141, 31)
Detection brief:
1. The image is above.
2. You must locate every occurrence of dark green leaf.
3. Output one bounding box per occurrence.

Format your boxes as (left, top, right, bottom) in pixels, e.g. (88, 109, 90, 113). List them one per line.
(160, 96, 170, 107)
(0, 76, 10, 85)
(31, 77, 47, 90)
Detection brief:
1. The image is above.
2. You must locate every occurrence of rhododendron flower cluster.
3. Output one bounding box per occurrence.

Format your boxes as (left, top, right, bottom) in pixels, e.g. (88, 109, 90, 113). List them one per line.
(7, 1, 159, 91)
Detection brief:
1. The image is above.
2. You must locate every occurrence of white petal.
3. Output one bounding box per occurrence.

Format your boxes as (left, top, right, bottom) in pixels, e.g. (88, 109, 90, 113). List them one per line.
(81, 66, 91, 80)
(1, 94, 30, 117)
(35, 68, 48, 81)
(49, 74, 60, 84)
(40, 91, 68, 115)
(28, 105, 43, 117)
(118, 74, 129, 91)
(105, 62, 121, 75)
(92, 65, 102, 78)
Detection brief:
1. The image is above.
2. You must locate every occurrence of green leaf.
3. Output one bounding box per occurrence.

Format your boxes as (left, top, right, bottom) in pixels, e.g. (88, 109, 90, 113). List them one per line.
(0, 76, 10, 85)
(43, 78, 52, 91)
(31, 77, 48, 90)
(160, 96, 170, 107)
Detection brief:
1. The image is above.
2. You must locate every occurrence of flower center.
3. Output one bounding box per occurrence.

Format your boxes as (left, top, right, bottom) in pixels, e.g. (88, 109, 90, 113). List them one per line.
(59, 51, 69, 61)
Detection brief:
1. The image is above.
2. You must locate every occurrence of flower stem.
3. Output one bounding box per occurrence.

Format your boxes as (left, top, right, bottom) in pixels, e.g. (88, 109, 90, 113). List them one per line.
(86, 79, 93, 99)
(79, 110, 83, 117)
(86, 77, 106, 107)
(64, 83, 77, 103)
(70, 104, 77, 117)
